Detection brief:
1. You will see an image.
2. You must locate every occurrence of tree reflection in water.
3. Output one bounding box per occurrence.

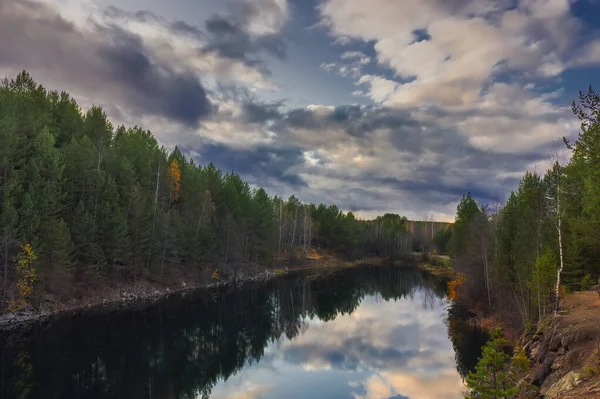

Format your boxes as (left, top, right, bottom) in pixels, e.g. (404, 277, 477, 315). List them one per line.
(0, 266, 485, 399)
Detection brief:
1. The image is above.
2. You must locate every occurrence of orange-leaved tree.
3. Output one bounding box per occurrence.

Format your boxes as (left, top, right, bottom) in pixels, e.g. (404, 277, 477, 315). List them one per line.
(448, 272, 466, 301)
(161, 159, 181, 273)
(9, 243, 37, 312)
(168, 159, 181, 202)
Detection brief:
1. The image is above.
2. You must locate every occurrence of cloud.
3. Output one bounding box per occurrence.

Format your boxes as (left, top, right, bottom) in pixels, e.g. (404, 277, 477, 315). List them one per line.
(318, 0, 597, 108)
(98, 27, 212, 126)
(162, 88, 566, 219)
(0, 0, 213, 126)
(341, 51, 371, 65)
(192, 143, 308, 188)
(321, 51, 371, 78)
(201, 10, 286, 74)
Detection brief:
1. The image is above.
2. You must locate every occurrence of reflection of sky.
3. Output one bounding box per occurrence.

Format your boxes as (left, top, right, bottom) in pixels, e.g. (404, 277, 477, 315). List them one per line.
(208, 288, 465, 399)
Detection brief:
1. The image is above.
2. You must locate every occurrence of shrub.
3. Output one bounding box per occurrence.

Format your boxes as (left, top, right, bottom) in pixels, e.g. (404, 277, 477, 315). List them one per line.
(580, 273, 595, 291)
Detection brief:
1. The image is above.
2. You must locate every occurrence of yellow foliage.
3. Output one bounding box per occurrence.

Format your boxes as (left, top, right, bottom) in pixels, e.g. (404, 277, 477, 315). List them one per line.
(306, 248, 325, 260)
(448, 272, 466, 301)
(9, 243, 37, 312)
(211, 269, 219, 280)
(168, 159, 181, 201)
(559, 284, 568, 298)
(511, 342, 530, 371)
(274, 268, 286, 276)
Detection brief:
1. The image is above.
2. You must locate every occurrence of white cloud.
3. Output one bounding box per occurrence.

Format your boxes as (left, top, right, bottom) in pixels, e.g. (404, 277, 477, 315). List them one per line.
(243, 0, 289, 36)
(319, 0, 585, 109)
(341, 51, 371, 65)
(321, 51, 371, 79)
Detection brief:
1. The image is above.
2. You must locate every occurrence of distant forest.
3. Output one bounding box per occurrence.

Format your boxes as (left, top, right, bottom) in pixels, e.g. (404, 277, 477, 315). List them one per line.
(449, 85, 600, 331)
(0, 71, 450, 311)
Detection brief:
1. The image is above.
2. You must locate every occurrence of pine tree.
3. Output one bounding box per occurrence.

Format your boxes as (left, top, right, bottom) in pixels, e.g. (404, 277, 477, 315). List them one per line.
(70, 201, 106, 277)
(466, 328, 517, 399)
(41, 218, 75, 275)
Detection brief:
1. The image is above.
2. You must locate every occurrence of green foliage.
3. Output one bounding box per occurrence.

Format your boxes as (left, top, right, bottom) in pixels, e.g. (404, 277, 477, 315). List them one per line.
(466, 328, 515, 398)
(466, 328, 533, 399)
(451, 193, 480, 256)
(433, 227, 452, 254)
(530, 250, 557, 317)
(580, 273, 595, 291)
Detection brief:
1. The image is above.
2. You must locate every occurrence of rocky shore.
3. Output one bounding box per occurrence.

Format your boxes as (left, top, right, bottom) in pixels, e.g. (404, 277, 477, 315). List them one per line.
(0, 267, 281, 332)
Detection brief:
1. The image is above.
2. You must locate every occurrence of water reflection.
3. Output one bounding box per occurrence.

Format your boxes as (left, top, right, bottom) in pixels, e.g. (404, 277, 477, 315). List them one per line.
(0, 266, 485, 399)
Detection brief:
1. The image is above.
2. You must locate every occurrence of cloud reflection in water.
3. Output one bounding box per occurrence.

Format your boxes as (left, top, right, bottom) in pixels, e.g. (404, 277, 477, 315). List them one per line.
(210, 288, 465, 399)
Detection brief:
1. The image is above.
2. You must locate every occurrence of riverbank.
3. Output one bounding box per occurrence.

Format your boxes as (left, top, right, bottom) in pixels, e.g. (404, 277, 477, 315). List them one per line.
(0, 249, 417, 331)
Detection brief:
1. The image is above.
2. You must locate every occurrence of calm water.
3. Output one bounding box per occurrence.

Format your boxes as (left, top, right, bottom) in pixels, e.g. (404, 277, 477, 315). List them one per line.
(0, 266, 487, 399)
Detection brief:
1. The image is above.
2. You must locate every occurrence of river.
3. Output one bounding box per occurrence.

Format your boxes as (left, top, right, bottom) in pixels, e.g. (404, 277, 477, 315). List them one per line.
(0, 266, 487, 399)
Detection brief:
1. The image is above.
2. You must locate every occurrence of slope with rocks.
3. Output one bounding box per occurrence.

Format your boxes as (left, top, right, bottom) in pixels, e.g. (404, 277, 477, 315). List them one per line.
(521, 291, 600, 398)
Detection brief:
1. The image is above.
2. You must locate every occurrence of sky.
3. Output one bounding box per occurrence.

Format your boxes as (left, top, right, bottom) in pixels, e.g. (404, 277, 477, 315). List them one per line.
(2, 0, 600, 221)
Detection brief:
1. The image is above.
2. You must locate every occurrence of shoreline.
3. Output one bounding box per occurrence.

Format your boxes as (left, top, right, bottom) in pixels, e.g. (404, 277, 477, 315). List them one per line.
(0, 252, 423, 332)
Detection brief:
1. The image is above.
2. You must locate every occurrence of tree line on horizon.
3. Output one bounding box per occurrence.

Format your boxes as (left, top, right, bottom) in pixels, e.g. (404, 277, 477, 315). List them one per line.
(0, 71, 450, 310)
(450, 85, 600, 331)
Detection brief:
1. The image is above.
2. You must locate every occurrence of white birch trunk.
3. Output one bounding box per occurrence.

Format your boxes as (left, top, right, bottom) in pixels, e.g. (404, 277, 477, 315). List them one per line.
(290, 204, 298, 248)
(554, 182, 564, 314)
(278, 199, 282, 253)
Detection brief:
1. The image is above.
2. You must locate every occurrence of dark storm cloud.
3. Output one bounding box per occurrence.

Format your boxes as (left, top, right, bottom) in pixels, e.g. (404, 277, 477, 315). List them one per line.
(200, 0, 287, 74)
(243, 101, 284, 123)
(202, 16, 285, 73)
(276, 105, 423, 140)
(169, 20, 206, 39)
(0, 0, 213, 126)
(194, 143, 307, 188)
(98, 27, 212, 126)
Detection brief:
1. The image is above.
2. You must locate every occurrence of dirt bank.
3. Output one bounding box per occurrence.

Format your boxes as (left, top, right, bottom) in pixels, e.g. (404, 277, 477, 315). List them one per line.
(0, 250, 412, 331)
(520, 291, 600, 398)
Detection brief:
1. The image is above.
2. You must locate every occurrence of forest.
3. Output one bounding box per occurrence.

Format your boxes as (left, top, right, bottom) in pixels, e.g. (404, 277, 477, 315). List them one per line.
(449, 85, 600, 332)
(0, 71, 449, 311)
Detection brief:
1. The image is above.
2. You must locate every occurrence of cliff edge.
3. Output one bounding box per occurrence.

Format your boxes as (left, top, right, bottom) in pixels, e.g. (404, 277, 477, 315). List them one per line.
(521, 291, 600, 398)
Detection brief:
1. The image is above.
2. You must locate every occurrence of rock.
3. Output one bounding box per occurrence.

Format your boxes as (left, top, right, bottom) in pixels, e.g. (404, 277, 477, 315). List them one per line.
(549, 331, 563, 351)
(557, 346, 566, 355)
(551, 354, 564, 371)
(545, 371, 581, 398)
(531, 342, 540, 359)
(533, 352, 556, 386)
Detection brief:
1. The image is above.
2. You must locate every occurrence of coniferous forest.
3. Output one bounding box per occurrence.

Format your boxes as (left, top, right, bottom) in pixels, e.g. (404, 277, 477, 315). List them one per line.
(448, 86, 600, 331)
(0, 72, 446, 311)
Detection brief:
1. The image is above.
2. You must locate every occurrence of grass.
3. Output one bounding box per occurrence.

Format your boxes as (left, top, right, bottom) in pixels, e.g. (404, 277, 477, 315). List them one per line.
(582, 365, 600, 379)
